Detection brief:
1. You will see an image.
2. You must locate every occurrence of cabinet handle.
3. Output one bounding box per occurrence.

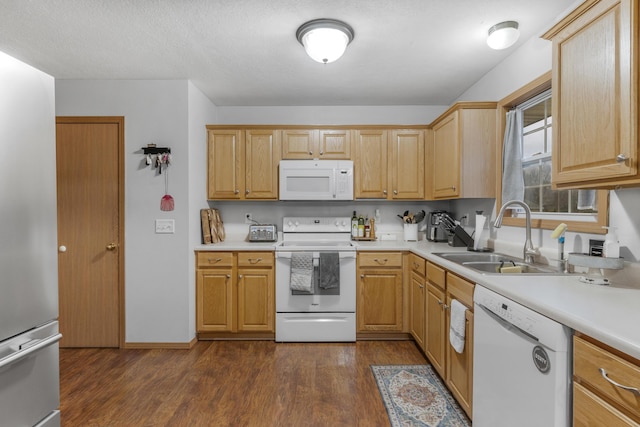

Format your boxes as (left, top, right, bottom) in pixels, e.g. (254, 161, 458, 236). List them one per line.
(106, 243, 117, 251)
(617, 154, 629, 163)
(234, 189, 239, 194)
(393, 190, 398, 195)
(248, 257, 263, 264)
(374, 258, 388, 265)
(309, 151, 313, 155)
(438, 300, 443, 306)
(443, 304, 449, 310)
(246, 189, 250, 194)
(207, 257, 222, 264)
(320, 151, 324, 155)
(418, 284, 424, 289)
(451, 186, 456, 191)
(238, 274, 243, 279)
(360, 274, 364, 278)
(599, 368, 640, 395)
(226, 274, 231, 278)
(383, 190, 387, 195)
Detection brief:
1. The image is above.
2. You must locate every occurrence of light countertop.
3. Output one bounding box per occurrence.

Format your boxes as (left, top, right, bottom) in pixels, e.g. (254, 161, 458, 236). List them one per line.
(196, 236, 640, 360)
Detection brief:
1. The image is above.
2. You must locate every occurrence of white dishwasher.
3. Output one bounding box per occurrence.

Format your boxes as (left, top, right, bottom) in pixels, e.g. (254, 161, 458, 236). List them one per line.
(473, 285, 572, 427)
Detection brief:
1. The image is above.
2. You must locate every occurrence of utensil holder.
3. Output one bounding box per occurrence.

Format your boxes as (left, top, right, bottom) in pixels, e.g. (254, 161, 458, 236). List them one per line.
(404, 223, 418, 241)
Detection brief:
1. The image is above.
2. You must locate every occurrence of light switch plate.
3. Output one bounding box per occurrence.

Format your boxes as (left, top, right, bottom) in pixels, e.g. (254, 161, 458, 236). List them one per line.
(155, 219, 175, 234)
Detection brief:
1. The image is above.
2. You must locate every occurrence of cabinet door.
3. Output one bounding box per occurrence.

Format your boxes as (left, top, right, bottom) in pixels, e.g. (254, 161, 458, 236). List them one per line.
(357, 268, 402, 331)
(282, 129, 318, 159)
(354, 129, 389, 198)
(410, 272, 426, 351)
(196, 268, 234, 332)
(237, 267, 274, 332)
(390, 129, 425, 199)
(426, 282, 446, 377)
(318, 129, 351, 159)
(446, 300, 473, 418)
(432, 112, 460, 199)
(245, 130, 280, 199)
(549, 0, 637, 187)
(207, 130, 243, 199)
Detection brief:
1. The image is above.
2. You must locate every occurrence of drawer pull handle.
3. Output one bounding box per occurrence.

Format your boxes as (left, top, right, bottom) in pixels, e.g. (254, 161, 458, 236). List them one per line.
(616, 154, 629, 163)
(248, 257, 263, 264)
(374, 258, 388, 265)
(599, 368, 640, 395)
(208, 258, 222, 264)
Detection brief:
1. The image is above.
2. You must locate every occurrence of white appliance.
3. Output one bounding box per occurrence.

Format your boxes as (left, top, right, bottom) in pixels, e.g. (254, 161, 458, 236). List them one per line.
(0, 52, 61, 426)
(279, 160, 354, 200)
(275, 217, 356, 342)
(473, 285, 571, 427)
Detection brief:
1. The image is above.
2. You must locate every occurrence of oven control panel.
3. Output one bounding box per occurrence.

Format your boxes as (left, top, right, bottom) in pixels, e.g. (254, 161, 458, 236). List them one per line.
(282, 217, 351, 233)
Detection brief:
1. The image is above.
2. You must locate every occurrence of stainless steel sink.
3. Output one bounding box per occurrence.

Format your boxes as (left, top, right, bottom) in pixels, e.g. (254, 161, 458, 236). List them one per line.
(432, 252, 565, 275)
(433, 252, 520, 264)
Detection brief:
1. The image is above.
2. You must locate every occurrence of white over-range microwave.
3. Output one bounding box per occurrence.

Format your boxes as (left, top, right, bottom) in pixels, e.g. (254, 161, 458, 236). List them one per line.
(279, 160, 354, 201)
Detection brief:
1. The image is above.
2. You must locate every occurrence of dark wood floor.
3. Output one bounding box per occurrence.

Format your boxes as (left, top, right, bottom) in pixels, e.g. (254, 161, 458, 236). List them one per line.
(60, 340, 428, 426)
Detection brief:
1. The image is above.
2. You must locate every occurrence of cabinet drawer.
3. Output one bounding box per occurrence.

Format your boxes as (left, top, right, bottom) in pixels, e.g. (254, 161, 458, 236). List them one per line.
(446, 273, 474, 308)
(574, 382, 638, 427)
(237, 252, 274, 267)
(196, 252, 234, 268)
(426, 261, 446, 289)
(574, 336, 640, 420)
(409, 254, 426, 276)
(358, 252, 403, 268)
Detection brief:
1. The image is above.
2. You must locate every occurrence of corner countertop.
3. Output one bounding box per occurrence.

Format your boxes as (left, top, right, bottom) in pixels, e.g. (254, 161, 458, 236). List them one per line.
(196, 236, 640, 360)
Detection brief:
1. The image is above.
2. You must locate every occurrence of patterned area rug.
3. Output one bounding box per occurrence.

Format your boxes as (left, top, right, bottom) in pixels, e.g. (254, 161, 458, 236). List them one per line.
(371, 365, 471, 427)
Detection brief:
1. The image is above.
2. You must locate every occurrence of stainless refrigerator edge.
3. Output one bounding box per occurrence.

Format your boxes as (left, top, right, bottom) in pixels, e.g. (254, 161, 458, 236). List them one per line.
(0, 51, 62, 426)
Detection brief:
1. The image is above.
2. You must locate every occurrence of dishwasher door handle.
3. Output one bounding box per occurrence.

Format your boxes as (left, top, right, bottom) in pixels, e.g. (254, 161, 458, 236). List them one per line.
(478, 303, 539, 343)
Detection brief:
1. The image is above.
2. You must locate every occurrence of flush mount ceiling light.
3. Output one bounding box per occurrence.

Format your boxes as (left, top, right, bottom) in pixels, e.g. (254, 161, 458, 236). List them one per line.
(487, 21, 520, 50)
(296, 18, 355, 64)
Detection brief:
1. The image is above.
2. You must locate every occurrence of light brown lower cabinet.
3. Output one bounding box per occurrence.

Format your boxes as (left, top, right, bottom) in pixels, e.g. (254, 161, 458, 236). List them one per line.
(196, 251, 274, 337)
(420, 260, 474, 419)
(357, 252, 403, 332)
(573, 334, 640, 426)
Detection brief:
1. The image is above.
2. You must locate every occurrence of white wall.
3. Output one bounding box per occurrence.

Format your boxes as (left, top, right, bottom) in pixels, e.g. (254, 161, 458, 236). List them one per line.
(56, 80, 217, 343)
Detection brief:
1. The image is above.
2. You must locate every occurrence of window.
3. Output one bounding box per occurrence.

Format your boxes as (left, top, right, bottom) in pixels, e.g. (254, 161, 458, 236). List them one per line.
(517, 90, 597, 216)
(497, 72, 607, 233)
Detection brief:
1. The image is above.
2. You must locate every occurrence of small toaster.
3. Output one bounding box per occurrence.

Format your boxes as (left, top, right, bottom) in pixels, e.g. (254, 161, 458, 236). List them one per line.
(248, 224, 277, 242)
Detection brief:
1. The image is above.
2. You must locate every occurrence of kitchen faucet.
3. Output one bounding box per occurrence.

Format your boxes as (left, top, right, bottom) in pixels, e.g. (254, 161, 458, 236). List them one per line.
(494, 200, 540, 264)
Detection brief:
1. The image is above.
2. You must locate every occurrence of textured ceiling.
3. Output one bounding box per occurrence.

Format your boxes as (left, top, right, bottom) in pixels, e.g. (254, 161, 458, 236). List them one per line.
(0, 0, 577, 106)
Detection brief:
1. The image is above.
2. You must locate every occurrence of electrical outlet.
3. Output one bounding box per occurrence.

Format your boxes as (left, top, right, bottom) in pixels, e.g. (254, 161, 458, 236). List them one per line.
(244, 213, 253, 224)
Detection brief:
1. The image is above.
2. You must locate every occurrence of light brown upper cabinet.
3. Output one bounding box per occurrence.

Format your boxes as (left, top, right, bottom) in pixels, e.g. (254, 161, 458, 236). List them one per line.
(281, 128, 351, 159)
(543, 0, 640, 189)
(207, 128, 280, 200)
(354, 128, 425, 199)
(429, 102, 497, 200)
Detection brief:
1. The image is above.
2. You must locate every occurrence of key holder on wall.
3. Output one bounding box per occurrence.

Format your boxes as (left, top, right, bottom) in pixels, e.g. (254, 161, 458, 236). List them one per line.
(142, 144, 172, 174)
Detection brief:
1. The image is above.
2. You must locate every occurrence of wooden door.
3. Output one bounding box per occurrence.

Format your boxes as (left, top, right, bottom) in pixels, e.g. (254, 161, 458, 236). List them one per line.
(281, 129, 318, 159)
(410, 272, 426, 350)
(56, 117, 124, 347)
(237, 268, 274, 332)
(390, 129, 425, 199)
(354, 129, 388, 198)
(426, 282, 446, 377)
(432, 112, 460, 199)
(245, 130, 280, 199)
(318, 129, 351, 159)
(207, 129, 243, 199)
(549, 0, 637, 187)
(357, 269, 402, 331)
(197, 268, 234, 332)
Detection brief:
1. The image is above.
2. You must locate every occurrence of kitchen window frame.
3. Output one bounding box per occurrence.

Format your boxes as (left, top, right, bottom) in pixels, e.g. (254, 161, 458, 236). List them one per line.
(496, 71, 608, 234)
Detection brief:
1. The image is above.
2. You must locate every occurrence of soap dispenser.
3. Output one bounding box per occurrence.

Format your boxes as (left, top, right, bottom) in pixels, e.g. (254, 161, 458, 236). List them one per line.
(602, 226, 620, 258)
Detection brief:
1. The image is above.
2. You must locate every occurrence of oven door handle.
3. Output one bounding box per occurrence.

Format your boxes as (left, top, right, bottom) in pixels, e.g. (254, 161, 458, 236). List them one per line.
(276, 251, 356, 259)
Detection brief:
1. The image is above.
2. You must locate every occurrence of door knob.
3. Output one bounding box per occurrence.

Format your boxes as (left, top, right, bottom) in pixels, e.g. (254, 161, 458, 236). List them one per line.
(106, 243, 117, 251)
